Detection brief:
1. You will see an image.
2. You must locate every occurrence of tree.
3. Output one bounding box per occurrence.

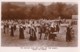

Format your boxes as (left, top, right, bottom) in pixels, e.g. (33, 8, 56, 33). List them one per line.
(2, 2, 78, 20)
(2, 2, 26, 20)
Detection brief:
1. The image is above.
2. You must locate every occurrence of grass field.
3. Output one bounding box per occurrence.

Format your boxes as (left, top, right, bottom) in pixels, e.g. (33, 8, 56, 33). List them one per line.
(1, 25, 78, 47)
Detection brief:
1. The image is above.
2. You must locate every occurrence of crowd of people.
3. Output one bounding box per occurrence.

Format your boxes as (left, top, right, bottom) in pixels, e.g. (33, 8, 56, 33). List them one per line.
(2, 19, 74, 42)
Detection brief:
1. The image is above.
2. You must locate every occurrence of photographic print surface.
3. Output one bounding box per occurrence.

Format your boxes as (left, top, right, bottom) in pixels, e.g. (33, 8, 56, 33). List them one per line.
(1, 2, 78, 47)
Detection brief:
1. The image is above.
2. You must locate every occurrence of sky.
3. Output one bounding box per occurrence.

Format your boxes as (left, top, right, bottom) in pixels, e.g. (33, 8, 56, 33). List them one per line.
(7, 2, 77, 6)
(25, 2, 77, 6)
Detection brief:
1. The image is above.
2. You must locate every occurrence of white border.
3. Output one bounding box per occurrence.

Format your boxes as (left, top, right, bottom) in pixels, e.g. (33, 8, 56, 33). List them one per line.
(0, 0, 79, 52)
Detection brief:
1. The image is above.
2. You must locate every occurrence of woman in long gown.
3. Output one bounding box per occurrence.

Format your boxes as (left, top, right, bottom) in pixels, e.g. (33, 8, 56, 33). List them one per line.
(19, 24, 25, 39)
(29, 25, 37, 41)
(66, 26, 72, 42)
(10, 24, 14, 37)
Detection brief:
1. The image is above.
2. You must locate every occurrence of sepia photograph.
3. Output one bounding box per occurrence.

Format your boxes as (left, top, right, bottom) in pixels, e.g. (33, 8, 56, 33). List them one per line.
(1, 2, 78, 47)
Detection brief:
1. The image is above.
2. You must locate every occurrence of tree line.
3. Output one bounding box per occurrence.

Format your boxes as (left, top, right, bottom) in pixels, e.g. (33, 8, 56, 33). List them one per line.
(2, 2, 78, 20)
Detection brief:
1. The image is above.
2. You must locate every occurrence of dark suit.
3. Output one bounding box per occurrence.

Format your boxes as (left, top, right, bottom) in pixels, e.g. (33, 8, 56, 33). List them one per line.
(56, 24, 59, 32)
(10, 26, 14, 37)
(13, 25, 16, 31)
(66, 27, 72, 42)
(4, 24, 6, 33)
(29, 27, 37, 41)
(19, 26, 25, 39)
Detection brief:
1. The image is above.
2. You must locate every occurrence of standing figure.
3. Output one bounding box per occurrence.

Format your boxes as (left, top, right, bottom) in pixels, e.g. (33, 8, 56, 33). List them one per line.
(33, 26, 37, 40)
(29, 26, 33, 40)
(6, 22, 9, 34)
(13, 24, 16, 31)
(56, 23, 59, 33)
(42, 24, 46, 34)
(3, 23, 6, 34)
(66, 26, 72, 42)
(38, 25, 42, 40)
(49, 25, 57, 41)
(19, 25, 25, 39)
(10, 24, 14, 37)
(44, 26, 50, 40)
(29, 25, 37, 41)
